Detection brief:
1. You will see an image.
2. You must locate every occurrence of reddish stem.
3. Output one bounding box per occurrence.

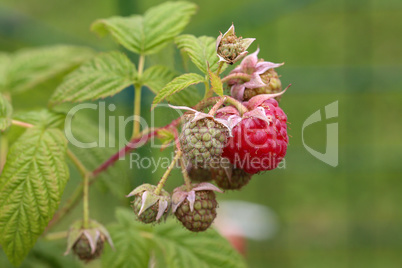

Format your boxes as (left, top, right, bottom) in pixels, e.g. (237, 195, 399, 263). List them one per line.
(91, 118, 183, 176)
(92, 130, 158, 177)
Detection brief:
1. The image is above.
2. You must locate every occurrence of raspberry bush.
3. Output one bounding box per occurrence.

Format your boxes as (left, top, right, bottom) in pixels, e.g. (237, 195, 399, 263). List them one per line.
(0, 1, 290, 267)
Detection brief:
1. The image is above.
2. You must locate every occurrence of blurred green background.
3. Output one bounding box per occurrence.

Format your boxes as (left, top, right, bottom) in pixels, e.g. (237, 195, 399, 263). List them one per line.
(1, 0, 402, 267)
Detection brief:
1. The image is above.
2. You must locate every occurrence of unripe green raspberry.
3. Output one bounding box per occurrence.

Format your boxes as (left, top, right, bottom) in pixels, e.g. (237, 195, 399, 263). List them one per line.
(243, 68, 282, 101)
(132, 194, 160, 223)
(244, 69, 282, 101)
(180, 116, 229, 166)
(188, 166, 213, 183)
(65, 220, 114, 263)
(127, 184, 171, 224)
(212, 167, 252, 190)
(73, 234, 104, 262)
(172, 183, 222, 232)
(175, 190, 217, 232)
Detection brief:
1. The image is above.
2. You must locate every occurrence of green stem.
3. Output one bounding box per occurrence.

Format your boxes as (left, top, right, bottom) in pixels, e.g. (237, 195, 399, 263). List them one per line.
(67, 149, 90, 178)
(138, 54, 145, 77)
(179, 156, 192, 192)
(224, 96, 249, 116)
(132, 54, 145, 139)
(193, 96, 249, 116)
(208, 96, 227, 116)
(66, 149, 91, 229)
(83, 173, 89, 229)
(216, 62, 224, 76)
(154, 150, 182, 195)
(221, 73, 251, 84)
(44, 231, 68, 241)
(132, 85, 142, 138)
(0, 133, 8, 173)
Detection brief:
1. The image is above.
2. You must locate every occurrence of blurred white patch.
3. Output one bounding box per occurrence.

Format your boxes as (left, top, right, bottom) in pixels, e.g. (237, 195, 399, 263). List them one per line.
(214, 201, 278, 240)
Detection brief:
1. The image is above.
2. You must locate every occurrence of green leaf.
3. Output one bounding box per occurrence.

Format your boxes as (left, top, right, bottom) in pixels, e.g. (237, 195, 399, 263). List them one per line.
(142, 65, 201, 107)
(152, 225, 247, 268)
(3, 45, 94, 94)
(49, 51, 137, 105)
(0, 127, 69, 266)
(91, 1, 197, 55)
(152, 73, 205, 109)
(0, 94, 12, 131)
(102, 209, 151, 268)
(208, 67, 224, 96)
(102, 208, 247, 268)
(13, 109, 65, 129)
(156, 129, 175, 149)
(175, 35, 221, 75)
(142, 65, 176, 95)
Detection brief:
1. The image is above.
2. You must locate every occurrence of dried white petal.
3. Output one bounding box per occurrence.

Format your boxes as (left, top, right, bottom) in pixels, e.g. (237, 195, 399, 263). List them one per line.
(156, 200, 168, 221)
(187, 191, 196, 212)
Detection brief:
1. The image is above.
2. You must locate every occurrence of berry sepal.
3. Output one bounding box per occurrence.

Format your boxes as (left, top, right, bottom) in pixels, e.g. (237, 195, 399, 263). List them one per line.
(244, 85, 290, 110)
(172, 182, 222, 213)
(169, 104, 233, 132)
(64, 220, 114, 262)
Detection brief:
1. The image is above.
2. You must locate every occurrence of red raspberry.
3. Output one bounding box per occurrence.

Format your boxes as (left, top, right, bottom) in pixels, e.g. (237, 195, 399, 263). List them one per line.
(221, 98, 288, 174)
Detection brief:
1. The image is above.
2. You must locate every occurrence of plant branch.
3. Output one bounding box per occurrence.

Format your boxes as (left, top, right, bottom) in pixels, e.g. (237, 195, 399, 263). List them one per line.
(83, 173, 89, 229)
(132, 85, 142, 138)
(92, 128, 157, 177)
(138, 54, 145, 77)
(44, 231, 68, 241)
(193, 96, 248, 116)
(67, 149, 90, 178)
(11, 120, 34, 128)
(132, 54, 145, 139)
(179, 155, 192, 192)
(154, 150, 182, 195)
(215, 62, 224, 76)
(224, 96, 249, 116)
(208, 96, 227, 115)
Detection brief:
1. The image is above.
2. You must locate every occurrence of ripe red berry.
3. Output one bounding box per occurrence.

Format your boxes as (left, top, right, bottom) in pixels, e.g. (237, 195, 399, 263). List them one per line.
(221, 98, 288, 174)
